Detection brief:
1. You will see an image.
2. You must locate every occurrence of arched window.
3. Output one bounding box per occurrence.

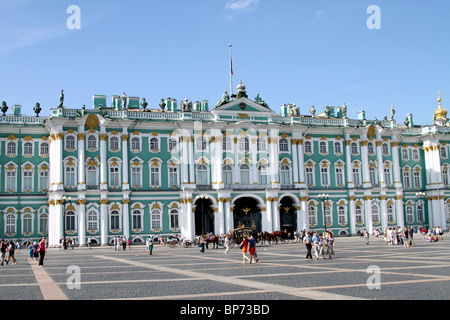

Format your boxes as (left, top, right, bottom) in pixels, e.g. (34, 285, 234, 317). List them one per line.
(258, 165, 267, 185)
(351, 142, 359, 155)
(319, 141, 327, 154)
(334, 141, 342, 154)
(24, 142, 33, 156)
(22, 213, 33, 234)
(239, 137, 249, 152)
(372, 205, 380, 224)
(39, 213, 48, 234)
(304, 141, 312, 153)
(131, 137, 140, 151)
(110, 137, 119, 150)
(168, 138, 177, 152)
(110, 210, 120, 230)
(338, 206, 346, 224)
(369, 166, 378, 185)
(170, 209, 179, 229)
(150, 138, 159, 151)
(169, 165, 179, 187)
(87, 165, 98, 189)
(355, 206, 363, 224)
(223, 137, 231, 151)
(7, 142, 16, 155)
(441, 146, 448, 159)
(197, 164, 208, 185)
(40, 143, 49, 156)
(387, 204, 394, 222)
(280, 164, 291, 185)
(367, 141, 375, 155)
(257, 138, 266, 152)
(223, 165, 233, 185)
(5, 213, 16, 234)
(66, 136, 75, 150)
(324, 206, 332, 225)
(66, 211, 76, 232)
(279, 139, 289, 152)
(150, 165, 160, 187)
(412, 149, 420, 161)
(87, 135, 97, 150)
(417, 203, 424, 222)
(406, 206, 414, 223)
(382, 142, 390, 155)
(308, 206, 316, 226)
(151, 209, 162, 230)
(196, 137, 207, 151)
(87, 210, 99, 231)
(240, 164, 250, 185)
(132, 210, 142, 230)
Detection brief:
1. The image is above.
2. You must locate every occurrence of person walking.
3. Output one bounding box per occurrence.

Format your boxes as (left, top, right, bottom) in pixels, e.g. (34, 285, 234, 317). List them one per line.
(326, 231, 335, 259)
(312, 232, 320, 260)
(364, 229, 370, 245)
(409, 226, 416, 247)
(248, 236, 257, 263)
(224, 235, 231, 254)
(303, 232, 313, 260)
(38, 238, 46, 267)
(6, 240, 17, 265)
(127, 237, 132, 250)
(28, 242, 35, 261)
(0, 239, 7, 266)
(402, 227, 410, 248)
(146, 237, 153, 255)
(240, 236, 251, 264)
(199, 235, 206, 253)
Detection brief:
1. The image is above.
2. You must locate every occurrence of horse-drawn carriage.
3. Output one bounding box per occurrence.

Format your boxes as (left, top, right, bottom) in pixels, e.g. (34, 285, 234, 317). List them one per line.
(231, 227, 259, 246)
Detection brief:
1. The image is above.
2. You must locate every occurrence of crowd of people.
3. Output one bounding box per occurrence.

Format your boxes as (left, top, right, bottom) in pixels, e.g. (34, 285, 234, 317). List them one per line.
(301, 230, 335, 260)
(1, 238, 47, 267)
(359, 225, 446, 247)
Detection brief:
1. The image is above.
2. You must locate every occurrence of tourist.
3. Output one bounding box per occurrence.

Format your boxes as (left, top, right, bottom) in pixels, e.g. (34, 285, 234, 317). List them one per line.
(199, 235, 206, 253)
(364, 229, 370, 245)
(312, 232, 320, 260)
(437, 226, 444, 241)
(38, 238, 46, 267)
(0, 239, 7, 266)
(240, 236, 250, 264)
(409, 226, 416, 247)
(122, 237, 127, 251)
(7, 240, 17, 265)
(146, 237, 153, 255)
(303, 232, 313, 260)
(224, 235, 231, 254)
(248, 235, 257, 263)
(402, 227, 410, 248)
(127, 237, 132, 250)
(326, 231, 335, 259)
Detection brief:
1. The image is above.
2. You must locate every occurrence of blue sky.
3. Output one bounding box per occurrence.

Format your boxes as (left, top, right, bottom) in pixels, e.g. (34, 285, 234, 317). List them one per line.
(1, 0, 449, 125)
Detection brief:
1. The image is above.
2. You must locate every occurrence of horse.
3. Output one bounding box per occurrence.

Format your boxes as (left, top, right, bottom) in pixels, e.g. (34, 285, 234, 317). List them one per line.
(204, 234, 220, 249)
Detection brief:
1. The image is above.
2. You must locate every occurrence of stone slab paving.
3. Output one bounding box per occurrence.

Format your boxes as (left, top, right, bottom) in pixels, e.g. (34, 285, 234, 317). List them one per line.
(1, 235, 449, 311)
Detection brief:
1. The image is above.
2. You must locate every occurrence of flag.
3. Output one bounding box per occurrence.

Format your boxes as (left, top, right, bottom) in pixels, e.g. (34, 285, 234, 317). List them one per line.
(230, 56, 234, 76)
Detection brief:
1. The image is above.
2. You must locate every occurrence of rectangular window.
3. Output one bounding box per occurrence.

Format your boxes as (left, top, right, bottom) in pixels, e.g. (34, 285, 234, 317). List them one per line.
(131, 167, 141, 187)
(65, 166, 76, 187)
(23, 171, 33, 190)
(169, 167, 178, 186)
(39, 170, 49, 191)
(110, 167, 120, 187)
(6, 171, 16, 190)
(336, 168, 344, 186)
(151, 210, 161, 230)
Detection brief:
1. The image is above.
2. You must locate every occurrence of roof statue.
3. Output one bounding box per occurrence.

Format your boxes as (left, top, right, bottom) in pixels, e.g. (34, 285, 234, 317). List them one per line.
(254, 93, 270, 109)
(310, 105, 316, 117)
(34, 102, 41, 117)
(236, 81, 248, 99)
(215, 91, 230, 108)
(180, 98, 192, 112)
(141, 98, 148, 110)
(342, 103, 347, 119)
(390, 105, 395, 121)
(1, 101, 8, 116)
(122, 92, 127, 109)
(159, 98, 166, 112)
(288, 104, 300, 116)
(58, 90, 64, 109)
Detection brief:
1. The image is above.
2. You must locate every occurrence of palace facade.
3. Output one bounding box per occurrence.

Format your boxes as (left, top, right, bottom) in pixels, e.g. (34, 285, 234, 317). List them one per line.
(1, 82, 449, 247)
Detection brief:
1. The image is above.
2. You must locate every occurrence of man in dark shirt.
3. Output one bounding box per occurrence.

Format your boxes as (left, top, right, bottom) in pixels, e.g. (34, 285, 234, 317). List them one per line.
(1, 239, 8, 266)
(303, 232, 313, 260)
(409, 226, 416, 247)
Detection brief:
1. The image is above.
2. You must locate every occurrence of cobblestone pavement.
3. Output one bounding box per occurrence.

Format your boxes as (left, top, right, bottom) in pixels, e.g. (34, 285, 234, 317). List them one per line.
(1, 235, 450, 303)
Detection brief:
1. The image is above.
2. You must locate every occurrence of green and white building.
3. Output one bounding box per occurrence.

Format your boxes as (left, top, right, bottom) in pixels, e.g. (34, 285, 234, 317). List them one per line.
(1, 82, 449, 247)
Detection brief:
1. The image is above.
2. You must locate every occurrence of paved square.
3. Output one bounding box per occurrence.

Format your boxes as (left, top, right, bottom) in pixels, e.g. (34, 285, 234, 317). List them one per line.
(1, 235, 450, 302)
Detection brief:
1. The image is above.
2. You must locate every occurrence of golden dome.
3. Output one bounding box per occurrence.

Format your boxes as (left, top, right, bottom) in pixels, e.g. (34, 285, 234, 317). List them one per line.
(435, 92, 447, 120)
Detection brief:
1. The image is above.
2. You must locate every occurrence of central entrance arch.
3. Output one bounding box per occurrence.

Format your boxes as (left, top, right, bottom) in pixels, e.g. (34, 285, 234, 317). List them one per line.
(194, 198, 214, 236)
(279, 196, 297, 236)
(233, 197, 262, 233)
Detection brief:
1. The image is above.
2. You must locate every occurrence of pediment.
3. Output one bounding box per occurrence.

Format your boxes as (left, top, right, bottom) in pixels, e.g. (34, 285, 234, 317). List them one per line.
(212, 97, 274, 115)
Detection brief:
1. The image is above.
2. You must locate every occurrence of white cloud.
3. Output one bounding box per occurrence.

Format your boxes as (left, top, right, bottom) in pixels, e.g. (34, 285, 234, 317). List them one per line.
(315, 11, 323, 18)
(225, 0, 260, 12)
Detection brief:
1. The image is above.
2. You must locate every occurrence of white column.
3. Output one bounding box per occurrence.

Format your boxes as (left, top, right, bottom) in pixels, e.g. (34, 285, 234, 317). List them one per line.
(273, 199, 280, 231)
(186, 196, 195, 240)
(395, 195, 405, 228)
(210, 136, 216, 185)
(122, 133, 129, 191)
(181, 136, 189, 186)
(99, 131, 107, 191)
(349, 196, 357, 235)
(380, 195, 388, 231)
(392, 140, 402, 189)
(361, 139, 371, 188)
(299, 194, 308, 231)
(123, 198, 130, 239)
(365, 196, 373, 233)
(233, 137, 239, 184)
(77, 199, 86, 246)
(298, 139, 306, 187)
(376, 140, 385, 188)
(292, 140, 299, 185)
(345, 139, 354, 188)
(265, 197, 273, 233)
(77, 133, 86, 190)
(217, 200, 225, 235)
(188, 136, 195, 184)
(224, 200, 232, 234)
(100, 198, 108, 246)
(215, 136, 224, 188)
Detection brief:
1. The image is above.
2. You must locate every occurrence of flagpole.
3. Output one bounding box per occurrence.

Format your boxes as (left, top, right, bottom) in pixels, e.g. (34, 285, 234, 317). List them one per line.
(229, 44, 233, 98)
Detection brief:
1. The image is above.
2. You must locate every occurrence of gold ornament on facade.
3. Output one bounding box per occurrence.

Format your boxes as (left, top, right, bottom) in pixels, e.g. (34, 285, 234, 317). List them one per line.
(435, 91, 448, 120)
